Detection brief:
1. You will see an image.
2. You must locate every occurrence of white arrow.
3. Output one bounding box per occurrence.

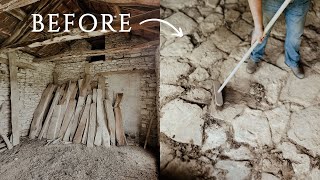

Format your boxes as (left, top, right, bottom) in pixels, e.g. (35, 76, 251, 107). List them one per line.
(139, 18, 183, 37)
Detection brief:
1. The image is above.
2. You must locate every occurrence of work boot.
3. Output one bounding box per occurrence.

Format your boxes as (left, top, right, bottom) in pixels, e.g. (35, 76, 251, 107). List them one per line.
(246, 59, 258, 74)
(290, 64, 305, 79)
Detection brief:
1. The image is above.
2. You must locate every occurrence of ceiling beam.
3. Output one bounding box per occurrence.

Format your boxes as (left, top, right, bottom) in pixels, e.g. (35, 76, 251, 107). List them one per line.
(0, 9, 160, 52)
(0, 0, 40, 12)
(33, 40, 159, 62)
(88, 0, 159, 7)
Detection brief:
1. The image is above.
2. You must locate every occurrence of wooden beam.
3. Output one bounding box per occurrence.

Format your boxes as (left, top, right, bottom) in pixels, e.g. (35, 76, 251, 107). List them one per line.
(7, 8, 27, 21)
(89, 0, 159, 6)
(0, 127, 13, 150)
(0, 9, 160, 52)
(1, 0, 52, 47)
(0, 0, 40, 12)
(34, 40, 159, 62)
(8, 52, 20, 146)
(0, 57, 37, 70)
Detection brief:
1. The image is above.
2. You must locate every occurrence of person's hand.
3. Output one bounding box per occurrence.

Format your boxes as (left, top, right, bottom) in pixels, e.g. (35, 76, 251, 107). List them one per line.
(251, 27, 264, 45)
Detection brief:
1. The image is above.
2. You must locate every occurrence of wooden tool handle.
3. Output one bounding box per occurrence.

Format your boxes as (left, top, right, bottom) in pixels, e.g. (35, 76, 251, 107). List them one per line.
(218, 0, 292, 93)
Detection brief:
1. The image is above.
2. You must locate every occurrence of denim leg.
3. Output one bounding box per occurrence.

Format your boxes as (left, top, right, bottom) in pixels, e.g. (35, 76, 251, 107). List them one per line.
(284, 0, 310, 67)
(250, 1, 281, 63)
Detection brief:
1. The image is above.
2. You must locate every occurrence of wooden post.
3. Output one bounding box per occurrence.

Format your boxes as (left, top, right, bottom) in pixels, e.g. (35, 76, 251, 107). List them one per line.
(8, 52, 19, 146)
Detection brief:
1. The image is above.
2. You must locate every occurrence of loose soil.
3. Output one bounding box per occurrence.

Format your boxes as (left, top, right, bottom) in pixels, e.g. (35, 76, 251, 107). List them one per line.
(0, 138, 158, 180)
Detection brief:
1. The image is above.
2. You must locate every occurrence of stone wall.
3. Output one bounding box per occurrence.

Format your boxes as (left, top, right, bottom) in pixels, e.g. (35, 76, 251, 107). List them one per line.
(0, 51, 54, 137)
(53, 34, 158, 147)
(160, 0, 320, 179)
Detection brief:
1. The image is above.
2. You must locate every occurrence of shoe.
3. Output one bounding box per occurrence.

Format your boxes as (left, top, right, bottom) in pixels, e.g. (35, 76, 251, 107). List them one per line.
(285, 62, 305, 79)
(246, 59, 258, 74)
(291, 65, 305, 79)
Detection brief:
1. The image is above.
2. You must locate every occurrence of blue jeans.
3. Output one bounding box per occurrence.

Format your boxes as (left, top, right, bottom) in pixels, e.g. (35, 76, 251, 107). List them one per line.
(250, 0, 310, 67)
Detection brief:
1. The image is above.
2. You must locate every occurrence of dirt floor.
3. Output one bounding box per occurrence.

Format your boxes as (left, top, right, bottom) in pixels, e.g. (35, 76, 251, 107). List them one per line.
(0, 138, 158, 180)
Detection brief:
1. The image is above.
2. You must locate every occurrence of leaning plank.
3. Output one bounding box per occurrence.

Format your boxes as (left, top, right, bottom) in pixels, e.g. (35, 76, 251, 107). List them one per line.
(64, 96, 86, 141)
(46, 105, 62, 139)
(97, 89, 110, 147)
(66, 76, 90, 140)
(114, 93, 127, 146)
(29, 84, 56, 139)
(55, 82, 77, 136)
(81, 117, 89, 144)
(73, 95, 92, 143)
(93, 89, 102, 146)
(104, 99, 116, 146)
(87, 102, 96, 147)
(0, 127, 13, 150)
(8, 52, 19, 146)
(38, 86, 62, 139)
(58, 100, 77, 138)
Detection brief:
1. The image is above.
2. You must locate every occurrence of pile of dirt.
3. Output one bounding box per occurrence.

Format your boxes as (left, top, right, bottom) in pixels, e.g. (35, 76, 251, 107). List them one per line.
(0, 138, 158, 180)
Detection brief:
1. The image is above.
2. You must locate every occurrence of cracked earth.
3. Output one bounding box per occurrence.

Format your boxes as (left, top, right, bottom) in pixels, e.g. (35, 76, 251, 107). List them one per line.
(159, 0, 320, 179)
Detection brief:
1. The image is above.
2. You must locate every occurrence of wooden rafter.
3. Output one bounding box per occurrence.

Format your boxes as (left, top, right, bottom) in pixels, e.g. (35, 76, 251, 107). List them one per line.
(33, 40, 159, 62)
(0, 0, 40, 12)
(1, 0, 54, 47)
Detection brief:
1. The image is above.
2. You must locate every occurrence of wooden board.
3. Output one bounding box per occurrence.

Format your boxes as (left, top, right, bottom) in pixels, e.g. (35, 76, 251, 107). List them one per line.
(73, 95, 92, 143)
(104, 99, 116, 146)
(8, 52, 20, 146)
(46, 105, 62, 139)
(97, 89, 110, 147)
(64, 96, 86, 141)
(29, 84, 56, 139)
(58, 100, 77, 138)
(114, 93, 127, 146)
(87, 103, 96, 147)
(82, 117, 89, 144)
(38, 86, 62, 139)
(0, 127, 13, 150)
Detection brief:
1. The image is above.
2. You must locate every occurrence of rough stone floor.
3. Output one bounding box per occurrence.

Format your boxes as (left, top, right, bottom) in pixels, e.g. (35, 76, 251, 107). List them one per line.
(159, 0, 320, 179)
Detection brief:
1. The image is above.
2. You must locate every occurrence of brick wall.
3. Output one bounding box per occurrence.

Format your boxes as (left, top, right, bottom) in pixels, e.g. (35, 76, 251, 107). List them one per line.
(0, 51, 54, 137)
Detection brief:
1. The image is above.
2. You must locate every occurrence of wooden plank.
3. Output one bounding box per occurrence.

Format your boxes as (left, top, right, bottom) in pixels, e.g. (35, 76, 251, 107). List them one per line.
(29, 84, 56, 139)
(73, 95, 92, 143)
(97, 89, 110, 147)
(93, 89, 102, 146)
(58, 100, 77, 138)
(0, 57, 37, 70)
(33, 40, 159, 62)
(8, 52, 19, 146)
(98, 76, 106, 99)
(0, 143, 6, 149)
(81, 117, 89, 144)
(0, 127, 13, 150)
(67, 76, 91, 140)
(64, 96, 85, 141)
(87, 103, 96, 147)
(46, 105, 62, 139)
(38, 86, 62, 139)
(104, 99, 116, 146)
(114, 93, 127, 146)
